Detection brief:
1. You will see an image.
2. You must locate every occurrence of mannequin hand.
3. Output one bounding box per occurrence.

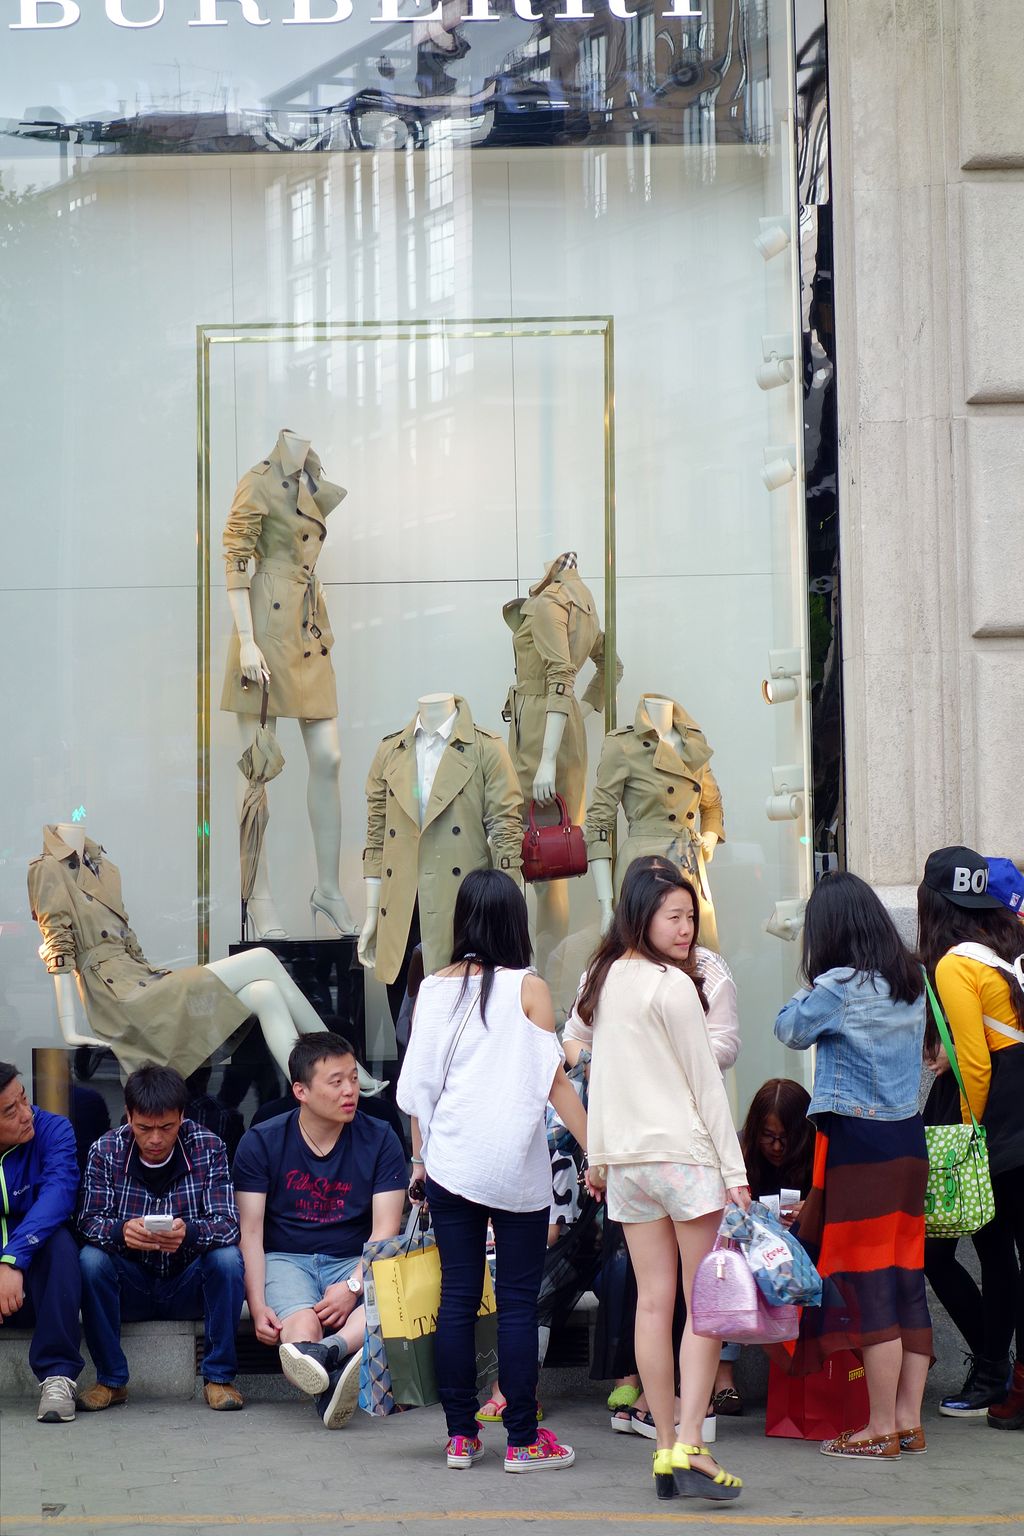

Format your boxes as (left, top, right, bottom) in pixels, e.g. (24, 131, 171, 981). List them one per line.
(357, 913, 378, 969)
(701, 831, 719, 864)
(726, 1184, 752, 1212)
(532, 758, 558, 806)
(239, 639, 270, 686)
(599, 900, 615, 936)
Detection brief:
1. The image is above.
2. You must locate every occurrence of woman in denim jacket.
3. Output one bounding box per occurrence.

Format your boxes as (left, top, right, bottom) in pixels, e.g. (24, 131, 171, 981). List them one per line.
(774, 872, 931, 1463)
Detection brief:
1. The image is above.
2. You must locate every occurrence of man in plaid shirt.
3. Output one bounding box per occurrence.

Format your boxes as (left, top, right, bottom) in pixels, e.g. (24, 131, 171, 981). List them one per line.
(76, 1063, 245, 1412)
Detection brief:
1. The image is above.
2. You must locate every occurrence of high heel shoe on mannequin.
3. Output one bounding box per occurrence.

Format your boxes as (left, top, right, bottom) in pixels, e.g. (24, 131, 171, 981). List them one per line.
(243, 897, 288, 942)
(310, 888, 359, 938)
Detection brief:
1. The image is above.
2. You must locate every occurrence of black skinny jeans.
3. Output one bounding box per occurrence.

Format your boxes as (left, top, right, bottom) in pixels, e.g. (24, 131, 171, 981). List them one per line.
(925, 1168, 1024, 1362)
(426, 1176, 549, 1447)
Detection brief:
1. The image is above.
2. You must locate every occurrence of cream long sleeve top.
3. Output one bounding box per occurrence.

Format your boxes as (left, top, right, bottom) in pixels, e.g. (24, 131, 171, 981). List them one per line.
(586, 955, 746, 1186)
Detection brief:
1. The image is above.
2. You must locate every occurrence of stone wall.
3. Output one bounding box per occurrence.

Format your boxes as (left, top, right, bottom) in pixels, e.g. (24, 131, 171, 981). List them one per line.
(826, 0, 1024, 898)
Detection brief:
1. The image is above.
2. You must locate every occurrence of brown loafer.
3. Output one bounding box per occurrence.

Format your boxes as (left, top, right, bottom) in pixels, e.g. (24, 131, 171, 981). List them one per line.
(77, 1384, 128, 1413)
(898, 1426, 926, 1454)
(820, 1429, 900, 1460)
(204, 1381, 244, 1412)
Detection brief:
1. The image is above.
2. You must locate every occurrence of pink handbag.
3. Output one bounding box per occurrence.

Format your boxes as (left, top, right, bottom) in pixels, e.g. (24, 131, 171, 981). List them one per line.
(691, 1238, 799, 1344)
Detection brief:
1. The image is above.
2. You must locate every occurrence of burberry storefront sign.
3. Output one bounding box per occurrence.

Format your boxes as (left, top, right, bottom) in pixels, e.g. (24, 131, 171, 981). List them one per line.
(10, 0, 701, 29)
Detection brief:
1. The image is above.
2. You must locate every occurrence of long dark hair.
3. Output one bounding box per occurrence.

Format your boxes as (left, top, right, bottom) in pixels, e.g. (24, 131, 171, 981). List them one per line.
(800, 871, 923, 1004)
(739, 1078, 814, 1199)
(448, 869, 532, 1026)
(917, 881, 1024, 1053)
(576, 862, 707, 1025)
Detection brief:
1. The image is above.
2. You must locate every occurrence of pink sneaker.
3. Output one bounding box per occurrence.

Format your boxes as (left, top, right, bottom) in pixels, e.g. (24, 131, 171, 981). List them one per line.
(503, 1427, 575, 1473)
(446, 1434, 485, 1469)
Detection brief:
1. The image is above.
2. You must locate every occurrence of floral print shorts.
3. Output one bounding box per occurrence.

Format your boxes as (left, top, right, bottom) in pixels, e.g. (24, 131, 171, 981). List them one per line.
(605, 1161, 726, 1224)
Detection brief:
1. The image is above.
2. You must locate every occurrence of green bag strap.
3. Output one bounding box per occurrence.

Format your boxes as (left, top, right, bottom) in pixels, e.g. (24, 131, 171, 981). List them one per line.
(921, 965, 983, 1136)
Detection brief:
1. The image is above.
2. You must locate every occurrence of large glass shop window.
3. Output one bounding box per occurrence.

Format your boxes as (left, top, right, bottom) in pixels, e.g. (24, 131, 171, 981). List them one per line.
(0, 0, 810, 1118)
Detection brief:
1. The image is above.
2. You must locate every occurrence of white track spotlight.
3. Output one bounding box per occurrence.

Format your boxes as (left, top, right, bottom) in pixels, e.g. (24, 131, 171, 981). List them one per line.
(762, 445, 797, 491)
(761, 648, 802, 704)
(755, 217, 791, 261)
(756, 334, 795, 391)
(766, 764, 805, 821)
(764, 898, 806, 942)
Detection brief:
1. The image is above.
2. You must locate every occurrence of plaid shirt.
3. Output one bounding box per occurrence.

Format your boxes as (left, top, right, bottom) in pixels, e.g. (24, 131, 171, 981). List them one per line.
(77, 1120, 240, 1278)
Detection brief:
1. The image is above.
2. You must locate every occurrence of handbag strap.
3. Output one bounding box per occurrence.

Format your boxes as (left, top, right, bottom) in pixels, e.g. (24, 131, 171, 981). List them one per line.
(527, 795, 570, 833)
(439, 984, 480, 1093)
(921, 966, 983, 1134)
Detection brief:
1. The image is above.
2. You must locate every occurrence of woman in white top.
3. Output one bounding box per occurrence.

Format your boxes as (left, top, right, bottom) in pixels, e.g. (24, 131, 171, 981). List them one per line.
(397, 870, 588, 1475)
(579, 861, 750, 1503)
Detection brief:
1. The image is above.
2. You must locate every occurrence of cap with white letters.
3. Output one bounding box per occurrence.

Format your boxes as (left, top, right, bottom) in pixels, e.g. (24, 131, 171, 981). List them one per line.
(922, 845, 1004, 910)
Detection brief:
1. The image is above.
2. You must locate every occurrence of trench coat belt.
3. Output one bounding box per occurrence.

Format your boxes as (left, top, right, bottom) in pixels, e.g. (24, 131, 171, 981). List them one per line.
(629, 818, 703, 843)
(257, 557, 323, 633)
(502, 678, 548, 723)
(78, 940, 129, 969)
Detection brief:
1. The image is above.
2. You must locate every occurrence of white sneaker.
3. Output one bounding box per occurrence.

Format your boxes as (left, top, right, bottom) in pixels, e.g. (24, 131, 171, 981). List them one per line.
(37, 1376, 77, 1424)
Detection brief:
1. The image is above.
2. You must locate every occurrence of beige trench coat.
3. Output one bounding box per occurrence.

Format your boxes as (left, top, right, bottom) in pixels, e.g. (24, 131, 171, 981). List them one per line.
(362, 698, 524, 986)
(584, 698, 726, 950)
(501, 559, 621, 821)
(220, 431, 346, 720)
(28, 827, 251, 1078)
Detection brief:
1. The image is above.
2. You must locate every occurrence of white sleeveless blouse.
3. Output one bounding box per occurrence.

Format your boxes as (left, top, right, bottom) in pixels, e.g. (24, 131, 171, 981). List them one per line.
(396, 967, 564, 1213)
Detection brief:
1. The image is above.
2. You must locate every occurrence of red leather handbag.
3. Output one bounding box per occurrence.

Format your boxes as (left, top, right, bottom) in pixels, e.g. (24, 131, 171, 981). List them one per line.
(521, 796, 588, 883)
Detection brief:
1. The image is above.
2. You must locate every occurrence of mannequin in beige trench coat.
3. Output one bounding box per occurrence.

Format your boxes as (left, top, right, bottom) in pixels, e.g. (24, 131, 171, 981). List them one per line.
(359, 697, 523, 988)
(220, 428, 356, 940)
(502, 552, 621, 974)
(29, 826, 375, 1084)
(584, 696, 726, 951)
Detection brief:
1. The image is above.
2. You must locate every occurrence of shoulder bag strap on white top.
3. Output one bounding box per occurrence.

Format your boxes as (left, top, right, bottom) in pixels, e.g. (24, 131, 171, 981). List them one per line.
(948, 942, 1024, 1042)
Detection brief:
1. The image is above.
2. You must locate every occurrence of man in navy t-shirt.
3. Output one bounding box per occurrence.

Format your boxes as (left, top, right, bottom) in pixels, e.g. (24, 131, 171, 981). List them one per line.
(234, 1033, 406, 1429)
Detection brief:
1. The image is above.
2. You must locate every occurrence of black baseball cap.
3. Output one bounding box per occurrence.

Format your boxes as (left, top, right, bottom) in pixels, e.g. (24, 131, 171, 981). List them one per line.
(922, 846, 1003, 909)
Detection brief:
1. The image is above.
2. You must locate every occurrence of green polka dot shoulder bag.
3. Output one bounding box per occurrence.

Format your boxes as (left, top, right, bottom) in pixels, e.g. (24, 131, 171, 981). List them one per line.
(922, 969, 995, 1238)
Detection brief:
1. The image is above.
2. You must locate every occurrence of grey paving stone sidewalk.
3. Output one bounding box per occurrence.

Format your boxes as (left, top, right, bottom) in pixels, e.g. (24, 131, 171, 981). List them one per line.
(2, 1380, 1022, 1536)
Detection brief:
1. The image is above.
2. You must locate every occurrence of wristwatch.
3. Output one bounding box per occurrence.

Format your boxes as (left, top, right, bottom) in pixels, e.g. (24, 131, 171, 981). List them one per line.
(346, 1273, 363, 1295)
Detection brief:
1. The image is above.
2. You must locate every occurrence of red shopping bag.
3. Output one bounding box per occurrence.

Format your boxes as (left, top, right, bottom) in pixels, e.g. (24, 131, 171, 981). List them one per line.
(765, 1349, 869, 1441)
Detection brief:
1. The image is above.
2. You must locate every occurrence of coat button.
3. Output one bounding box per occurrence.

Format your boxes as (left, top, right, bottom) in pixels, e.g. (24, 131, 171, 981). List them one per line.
(302, 621, 308, 629)
(273, 602, 281, 610)
(380, 908, 387, 918)
(282, 481, 290, 488)
(138, 981, 146, 988)
(389, 829, 396, 837)
(668, 814, 676, 822)
(452, 826, 461, 835)
(302, 534, 309, 542)
(686, 812, 695, 821)
(667, 786, 675, 794)
(105, 977, 114, 985)
(304, 651, 311, 659)
(452, 867, 461, 877)
(385, 868, 392, 877)
(303, 565, 309, 571)
(319, 532, 326, 541)
(101, 930, 109, 938)
(321, 647, 328, 656)
(263, 460, 270, 465)
(456, 743, 465, 753)
(85, 894, 93, 902)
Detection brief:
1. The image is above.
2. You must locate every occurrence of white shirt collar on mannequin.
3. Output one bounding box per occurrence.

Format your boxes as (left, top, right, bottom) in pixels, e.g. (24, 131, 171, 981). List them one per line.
(413, 709, 458, 827)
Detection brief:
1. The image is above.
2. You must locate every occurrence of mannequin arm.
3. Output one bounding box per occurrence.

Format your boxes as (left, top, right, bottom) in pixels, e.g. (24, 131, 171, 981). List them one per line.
(52, 971, 81, 1035)
(226, 589, 270, 686)
(482, 738, 525, 877)
(357, 879, 381, 970)
(698, 766, 726, 855)
(533, 712, 567, 805)
(591, 858, 615, 935)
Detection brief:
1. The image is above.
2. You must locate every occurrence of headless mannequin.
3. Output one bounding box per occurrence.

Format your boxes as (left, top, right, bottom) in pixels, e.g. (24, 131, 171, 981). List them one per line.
(49, 824, 382, 1093)
(357, 692, 457, 971)
(530, 553, 595, 972)
(229, 429, 356, 940)
(591, 695, 719, 935)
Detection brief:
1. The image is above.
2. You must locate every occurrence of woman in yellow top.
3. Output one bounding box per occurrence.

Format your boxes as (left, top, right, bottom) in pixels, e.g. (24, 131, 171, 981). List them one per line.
(917, 845, 1024, 1428)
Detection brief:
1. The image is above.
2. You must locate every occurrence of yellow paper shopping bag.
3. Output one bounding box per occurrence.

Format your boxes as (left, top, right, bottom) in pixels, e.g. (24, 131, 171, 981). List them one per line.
(371, 1240, 497, 1409)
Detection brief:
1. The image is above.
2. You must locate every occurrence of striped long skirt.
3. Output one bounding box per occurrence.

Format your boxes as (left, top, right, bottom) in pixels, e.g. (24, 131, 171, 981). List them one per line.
(791, 1113, 933, 1375)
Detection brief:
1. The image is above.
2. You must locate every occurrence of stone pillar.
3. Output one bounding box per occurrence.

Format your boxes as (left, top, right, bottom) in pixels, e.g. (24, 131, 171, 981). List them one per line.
(826, 0, 1024, 913)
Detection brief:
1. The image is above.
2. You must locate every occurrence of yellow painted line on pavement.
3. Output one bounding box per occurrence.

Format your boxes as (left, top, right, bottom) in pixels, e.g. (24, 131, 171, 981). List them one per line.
(5, 1513, 1024, 1529)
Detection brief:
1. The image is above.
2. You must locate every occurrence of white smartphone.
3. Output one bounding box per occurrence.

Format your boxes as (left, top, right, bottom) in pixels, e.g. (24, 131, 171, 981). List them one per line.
(142, 1213, 174, 1233)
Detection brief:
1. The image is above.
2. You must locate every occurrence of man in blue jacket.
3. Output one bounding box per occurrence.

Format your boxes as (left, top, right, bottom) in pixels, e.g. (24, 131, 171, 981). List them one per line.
(0, 1061, 84, 1424)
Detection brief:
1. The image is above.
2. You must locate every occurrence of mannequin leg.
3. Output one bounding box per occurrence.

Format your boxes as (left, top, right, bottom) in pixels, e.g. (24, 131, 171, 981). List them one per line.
(533, 880, 569, 981)
(299, 717, 357, 934)
(206, 949, 386, 1093)
(234, 979, 301, 1081)
(235, 714, 286, 939)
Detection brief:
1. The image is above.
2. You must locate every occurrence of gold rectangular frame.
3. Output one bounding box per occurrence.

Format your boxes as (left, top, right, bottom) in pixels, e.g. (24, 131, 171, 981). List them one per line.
(195, 317, 616, 963)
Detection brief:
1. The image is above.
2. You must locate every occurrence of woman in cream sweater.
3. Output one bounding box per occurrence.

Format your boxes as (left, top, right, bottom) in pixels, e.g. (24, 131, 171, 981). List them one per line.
(578, 861, 749, 1503)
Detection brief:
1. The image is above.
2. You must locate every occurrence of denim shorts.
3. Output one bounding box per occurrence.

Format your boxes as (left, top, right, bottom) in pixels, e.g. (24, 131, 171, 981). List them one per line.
(263, 1252, 360, 1321)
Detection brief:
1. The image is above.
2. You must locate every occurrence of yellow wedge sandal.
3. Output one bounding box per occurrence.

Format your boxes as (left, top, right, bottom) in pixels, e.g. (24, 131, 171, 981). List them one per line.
(670, 1442, 743, 1501)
